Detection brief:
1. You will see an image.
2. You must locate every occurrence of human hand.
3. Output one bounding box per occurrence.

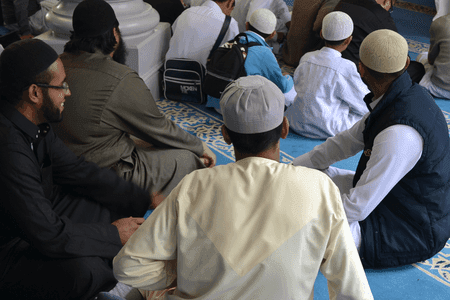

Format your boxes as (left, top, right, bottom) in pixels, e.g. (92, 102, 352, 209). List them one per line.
(20, 34, 34, 40)
(150, 191, 166, 209)
(112, 217, 145, 245)
(200, 141, 216, 168)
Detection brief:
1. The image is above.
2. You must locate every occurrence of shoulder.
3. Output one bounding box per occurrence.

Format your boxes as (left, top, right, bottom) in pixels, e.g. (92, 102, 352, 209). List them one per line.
(60, 51, 135, 81)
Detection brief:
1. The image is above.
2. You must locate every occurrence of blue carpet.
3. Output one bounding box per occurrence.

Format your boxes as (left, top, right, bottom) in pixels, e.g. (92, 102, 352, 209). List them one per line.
(151, 2, 450, 298)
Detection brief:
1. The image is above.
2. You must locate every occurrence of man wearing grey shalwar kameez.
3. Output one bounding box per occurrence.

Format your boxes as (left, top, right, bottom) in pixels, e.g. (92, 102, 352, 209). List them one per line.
(54, 0, 216, 197)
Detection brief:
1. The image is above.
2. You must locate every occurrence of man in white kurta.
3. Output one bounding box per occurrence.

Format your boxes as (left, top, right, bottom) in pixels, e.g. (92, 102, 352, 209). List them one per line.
(113, 76, 373, 300)
(285, 12, 369, 139)
(165, 0, 240, 68)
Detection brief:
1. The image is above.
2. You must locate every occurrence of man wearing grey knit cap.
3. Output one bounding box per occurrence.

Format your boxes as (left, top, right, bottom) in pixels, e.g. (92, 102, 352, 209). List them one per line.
(0, 39, 153, 299)
(293, 29, 450, 269)
(113, 75, 373, 299)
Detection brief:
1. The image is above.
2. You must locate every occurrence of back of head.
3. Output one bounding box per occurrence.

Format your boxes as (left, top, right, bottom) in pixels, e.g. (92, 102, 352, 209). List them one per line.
(64, 0, 119, 55)
(220, 75, 285, 154)
(248, 8, 276, 39)
(322, 11, 353, 45)
(359, 29, 408, 76)
(0, 39, 58, 105)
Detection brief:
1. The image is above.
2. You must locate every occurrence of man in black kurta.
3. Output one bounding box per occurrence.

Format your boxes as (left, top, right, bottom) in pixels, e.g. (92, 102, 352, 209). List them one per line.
(0, 39, 152, 299)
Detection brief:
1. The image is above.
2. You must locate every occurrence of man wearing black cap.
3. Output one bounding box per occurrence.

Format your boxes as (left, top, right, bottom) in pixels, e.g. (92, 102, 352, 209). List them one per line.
(54, 0, 216, 199)
(0, 39, 153, 299)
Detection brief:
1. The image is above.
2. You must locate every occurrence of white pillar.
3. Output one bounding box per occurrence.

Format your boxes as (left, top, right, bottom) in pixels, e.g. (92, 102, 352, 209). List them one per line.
(36, 0, 171, 100)
(434, 0, 450, 21)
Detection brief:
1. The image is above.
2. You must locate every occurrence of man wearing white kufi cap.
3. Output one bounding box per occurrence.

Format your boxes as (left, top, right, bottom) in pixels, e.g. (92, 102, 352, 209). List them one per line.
(286, 11, 369, 139)
(114, 76, 373, 299)
(206, 8, 296, 112)
(293, 29, 450, 269)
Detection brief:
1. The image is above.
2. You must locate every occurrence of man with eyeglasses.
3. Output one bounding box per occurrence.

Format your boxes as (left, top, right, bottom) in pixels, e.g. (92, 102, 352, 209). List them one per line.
(0, 39, 154, 299)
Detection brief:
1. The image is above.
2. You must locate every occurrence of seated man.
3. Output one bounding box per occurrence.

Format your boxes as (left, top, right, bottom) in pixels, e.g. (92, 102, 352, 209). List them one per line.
(282, 0, 340, 66)
(54, 0, 216, 197)
(165, 0, 239, 68)
(285, 11, 369, 139)
(1, 0, 58, 39)
(415, 13, 450, 100)
(230, 0, 292, 53)
(113, 76, 373, 300)
(333, 0, 397, 66)
(206, 8, 296, 112)
(0, 39, 152, 300)
(143, 0, 186, 25)
(293, 30, 450, 269)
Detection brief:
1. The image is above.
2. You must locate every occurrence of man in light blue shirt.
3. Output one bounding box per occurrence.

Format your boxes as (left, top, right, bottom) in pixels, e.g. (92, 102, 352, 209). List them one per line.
(285, 11, 369, 139)
(206, 8, 295, 113)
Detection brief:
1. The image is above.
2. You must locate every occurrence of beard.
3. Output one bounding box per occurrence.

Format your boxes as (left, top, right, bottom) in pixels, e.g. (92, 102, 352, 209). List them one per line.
(112, 32, 128, 65)
(42, 91, 62, 123)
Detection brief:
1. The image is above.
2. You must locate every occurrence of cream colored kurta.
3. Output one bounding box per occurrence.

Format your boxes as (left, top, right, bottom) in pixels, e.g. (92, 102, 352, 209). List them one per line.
(113, 157, 373, 300)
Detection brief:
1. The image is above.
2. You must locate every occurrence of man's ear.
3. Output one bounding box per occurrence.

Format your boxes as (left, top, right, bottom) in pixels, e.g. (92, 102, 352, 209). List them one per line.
(221, 125, 232, 145)
(345, 35, 353, 46)
(267, 31, 276, 41)
(113, 27, 120, 46)
(26, 84, 43, 105)
(281, 116, 289, 139)
(405, 56, 411, 70)
(319, 29, 324, 40)
(245, 22, 249, 31)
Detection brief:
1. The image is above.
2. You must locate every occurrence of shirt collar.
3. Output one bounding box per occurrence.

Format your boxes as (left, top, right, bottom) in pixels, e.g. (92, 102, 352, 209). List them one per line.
(320, 46, 342, 57)
(0, 100, 49, 141)
(370, 94, 384, 110)
(203, 0, 222, 12)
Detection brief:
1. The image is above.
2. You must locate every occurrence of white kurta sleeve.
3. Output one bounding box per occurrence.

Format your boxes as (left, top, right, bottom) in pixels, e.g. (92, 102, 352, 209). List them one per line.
(113, 190, 179, 290)
(292, 114, 367, 168)
(342, 125, 423, 223)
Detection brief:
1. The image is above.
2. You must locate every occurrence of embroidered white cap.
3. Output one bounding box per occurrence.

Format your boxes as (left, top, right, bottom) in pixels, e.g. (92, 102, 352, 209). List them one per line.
(322, 11, 353, 41)
(360, 29, 409, 73)
(249, 8, 277, 35)
(220, 75, 284, 134)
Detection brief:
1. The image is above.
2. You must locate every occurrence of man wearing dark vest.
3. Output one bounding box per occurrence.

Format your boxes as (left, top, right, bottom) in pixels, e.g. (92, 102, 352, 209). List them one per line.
(292, 29, 450, 269)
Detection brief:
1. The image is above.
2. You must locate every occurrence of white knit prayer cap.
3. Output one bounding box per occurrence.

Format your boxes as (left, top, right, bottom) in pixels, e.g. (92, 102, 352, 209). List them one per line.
(322, 11, 354, 41)
(360, 29, 409, 73)
(249, 8, 277, 35)
(220, 75, 284, 134)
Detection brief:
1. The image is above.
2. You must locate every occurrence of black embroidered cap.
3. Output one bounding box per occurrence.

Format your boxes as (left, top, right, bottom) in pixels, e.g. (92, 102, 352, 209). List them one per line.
(0, 39, 59, 91)
(72, 0, 119, 38)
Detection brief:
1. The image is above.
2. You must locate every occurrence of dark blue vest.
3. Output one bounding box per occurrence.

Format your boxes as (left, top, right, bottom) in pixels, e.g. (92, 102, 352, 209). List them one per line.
(354, 72, 450, 268)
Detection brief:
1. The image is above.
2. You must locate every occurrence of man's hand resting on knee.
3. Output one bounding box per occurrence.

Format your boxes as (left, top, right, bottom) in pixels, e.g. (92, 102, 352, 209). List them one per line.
(112, 217, 145, 245)
(200, 141, 217, 168)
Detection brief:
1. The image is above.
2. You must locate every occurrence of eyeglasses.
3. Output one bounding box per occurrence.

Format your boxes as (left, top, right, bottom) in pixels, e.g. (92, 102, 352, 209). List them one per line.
(35, 82, 70, 95)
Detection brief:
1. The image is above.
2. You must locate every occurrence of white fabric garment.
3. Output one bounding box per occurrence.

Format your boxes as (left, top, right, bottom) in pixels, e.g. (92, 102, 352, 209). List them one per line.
(165, 0, 239, 67)
(114, 157, 373, 300)
(292, 97, 423, 249)
(231, 0, 291, 33)
(434, 0, 450, 21)
(285, 47, 369, 139)
(417, 52, 450, 99)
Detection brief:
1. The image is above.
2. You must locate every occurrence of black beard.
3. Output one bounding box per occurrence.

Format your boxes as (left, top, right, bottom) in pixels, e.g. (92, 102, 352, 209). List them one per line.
(42, 91, 62, 123)
(112, 35, 128, 65)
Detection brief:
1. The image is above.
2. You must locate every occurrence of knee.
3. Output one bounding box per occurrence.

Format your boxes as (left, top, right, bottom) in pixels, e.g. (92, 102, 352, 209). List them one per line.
(53, 257, 116, 300)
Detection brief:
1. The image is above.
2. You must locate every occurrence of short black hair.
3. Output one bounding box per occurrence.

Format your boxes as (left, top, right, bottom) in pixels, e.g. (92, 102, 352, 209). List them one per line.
(63, 22, 119, 55)
(363, 62, 405, 82)
(0, 64, 54, 106)
(225, 122, 283, 155)
(247, 24, 271, 39)
(324, 38, 347, 47)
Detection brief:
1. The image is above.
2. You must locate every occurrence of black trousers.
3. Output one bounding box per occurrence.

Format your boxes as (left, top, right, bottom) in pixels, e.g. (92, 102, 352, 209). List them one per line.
(1, 192, 122, 300)
(407, 60, 426, 84)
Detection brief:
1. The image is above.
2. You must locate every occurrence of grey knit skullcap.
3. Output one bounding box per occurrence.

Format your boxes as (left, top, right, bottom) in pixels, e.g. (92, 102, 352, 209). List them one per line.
(220, 75, 284, 134)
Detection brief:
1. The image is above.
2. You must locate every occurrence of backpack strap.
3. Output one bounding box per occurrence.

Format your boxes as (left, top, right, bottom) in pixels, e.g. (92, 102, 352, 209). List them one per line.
(208, 15, 231, 59)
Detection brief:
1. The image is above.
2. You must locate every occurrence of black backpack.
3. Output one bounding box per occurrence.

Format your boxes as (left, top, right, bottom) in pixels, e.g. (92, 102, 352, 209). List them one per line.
(204, 33, 260, 99)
